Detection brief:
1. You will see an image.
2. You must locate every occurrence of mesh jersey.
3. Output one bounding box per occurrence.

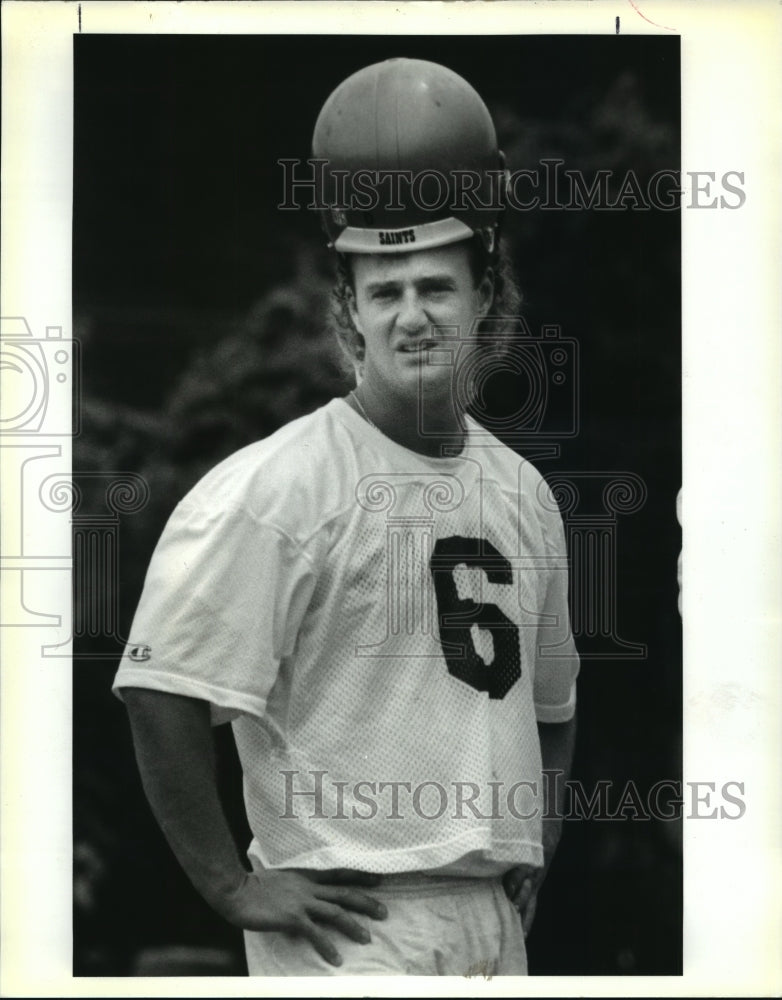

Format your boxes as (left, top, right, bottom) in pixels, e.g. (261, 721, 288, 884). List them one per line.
(114, 397, 579, 875)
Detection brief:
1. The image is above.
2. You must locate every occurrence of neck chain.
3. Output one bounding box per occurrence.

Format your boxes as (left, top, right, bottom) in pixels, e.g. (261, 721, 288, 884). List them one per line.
(348, 389, 467, 455)
(350, 390, 377, 429)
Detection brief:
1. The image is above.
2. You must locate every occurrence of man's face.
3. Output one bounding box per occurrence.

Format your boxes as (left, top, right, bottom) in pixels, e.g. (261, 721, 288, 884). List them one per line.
(347, 242, 493, 404)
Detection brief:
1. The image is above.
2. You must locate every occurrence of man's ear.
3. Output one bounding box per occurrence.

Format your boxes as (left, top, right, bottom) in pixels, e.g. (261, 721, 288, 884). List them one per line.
(347, 286, 362, 334)
(477, 267, 495, 316)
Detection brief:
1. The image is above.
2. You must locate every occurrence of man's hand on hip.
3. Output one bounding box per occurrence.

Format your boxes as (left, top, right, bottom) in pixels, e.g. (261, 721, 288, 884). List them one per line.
(219, 867, 388, 967)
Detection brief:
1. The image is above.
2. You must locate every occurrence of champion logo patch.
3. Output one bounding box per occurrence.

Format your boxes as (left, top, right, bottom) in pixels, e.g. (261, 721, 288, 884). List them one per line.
(128, 644, 152, 662)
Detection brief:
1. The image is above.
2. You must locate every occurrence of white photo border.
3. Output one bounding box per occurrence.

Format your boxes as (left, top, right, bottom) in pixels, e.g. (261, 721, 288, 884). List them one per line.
(1, 1, 780, 995)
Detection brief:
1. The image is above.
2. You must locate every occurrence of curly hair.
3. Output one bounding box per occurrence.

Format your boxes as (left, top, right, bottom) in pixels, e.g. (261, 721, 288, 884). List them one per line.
(328, 234, 523, 382)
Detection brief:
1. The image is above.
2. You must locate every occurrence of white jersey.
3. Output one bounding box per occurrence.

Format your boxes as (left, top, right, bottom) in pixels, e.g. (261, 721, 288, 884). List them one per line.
(113, 397, 579, 875)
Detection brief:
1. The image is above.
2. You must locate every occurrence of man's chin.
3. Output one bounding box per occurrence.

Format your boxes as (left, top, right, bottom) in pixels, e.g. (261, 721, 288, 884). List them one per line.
(368, 362, 459, 408)
(410, 368, 458, 399)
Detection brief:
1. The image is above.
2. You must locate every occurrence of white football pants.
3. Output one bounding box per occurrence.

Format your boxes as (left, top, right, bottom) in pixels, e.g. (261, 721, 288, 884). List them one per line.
(243, 873, 528, 976)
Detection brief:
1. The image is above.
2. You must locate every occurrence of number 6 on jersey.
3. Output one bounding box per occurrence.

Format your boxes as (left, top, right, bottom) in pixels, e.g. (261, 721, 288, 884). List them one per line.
(429, 535, 521, 700)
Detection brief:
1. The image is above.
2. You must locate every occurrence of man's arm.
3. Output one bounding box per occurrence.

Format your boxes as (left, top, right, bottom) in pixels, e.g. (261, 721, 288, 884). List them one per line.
(122, 687, 387, 967)
(504, 713, 577, 935)
(538, 713, 577, 872)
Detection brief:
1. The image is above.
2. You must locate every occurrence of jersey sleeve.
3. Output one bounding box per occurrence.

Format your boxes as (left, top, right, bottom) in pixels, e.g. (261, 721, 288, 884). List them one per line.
(533, 501, 580, 723)
(112, 499, 320, 725)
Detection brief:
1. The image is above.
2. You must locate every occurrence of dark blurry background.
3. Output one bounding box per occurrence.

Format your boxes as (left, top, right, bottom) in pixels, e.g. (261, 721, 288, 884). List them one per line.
(73, 34, 681, 977)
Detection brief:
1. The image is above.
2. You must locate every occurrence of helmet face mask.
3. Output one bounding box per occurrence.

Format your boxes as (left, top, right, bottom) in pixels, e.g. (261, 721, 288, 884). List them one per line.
(312, 58, 507, 255)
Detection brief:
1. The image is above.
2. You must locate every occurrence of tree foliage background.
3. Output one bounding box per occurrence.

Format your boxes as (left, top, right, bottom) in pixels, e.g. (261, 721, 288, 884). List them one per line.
(73, 35, 681, 976)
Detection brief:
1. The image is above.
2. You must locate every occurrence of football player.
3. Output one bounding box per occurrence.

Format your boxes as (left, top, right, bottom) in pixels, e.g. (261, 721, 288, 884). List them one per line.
(114, 57, 579, 976)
